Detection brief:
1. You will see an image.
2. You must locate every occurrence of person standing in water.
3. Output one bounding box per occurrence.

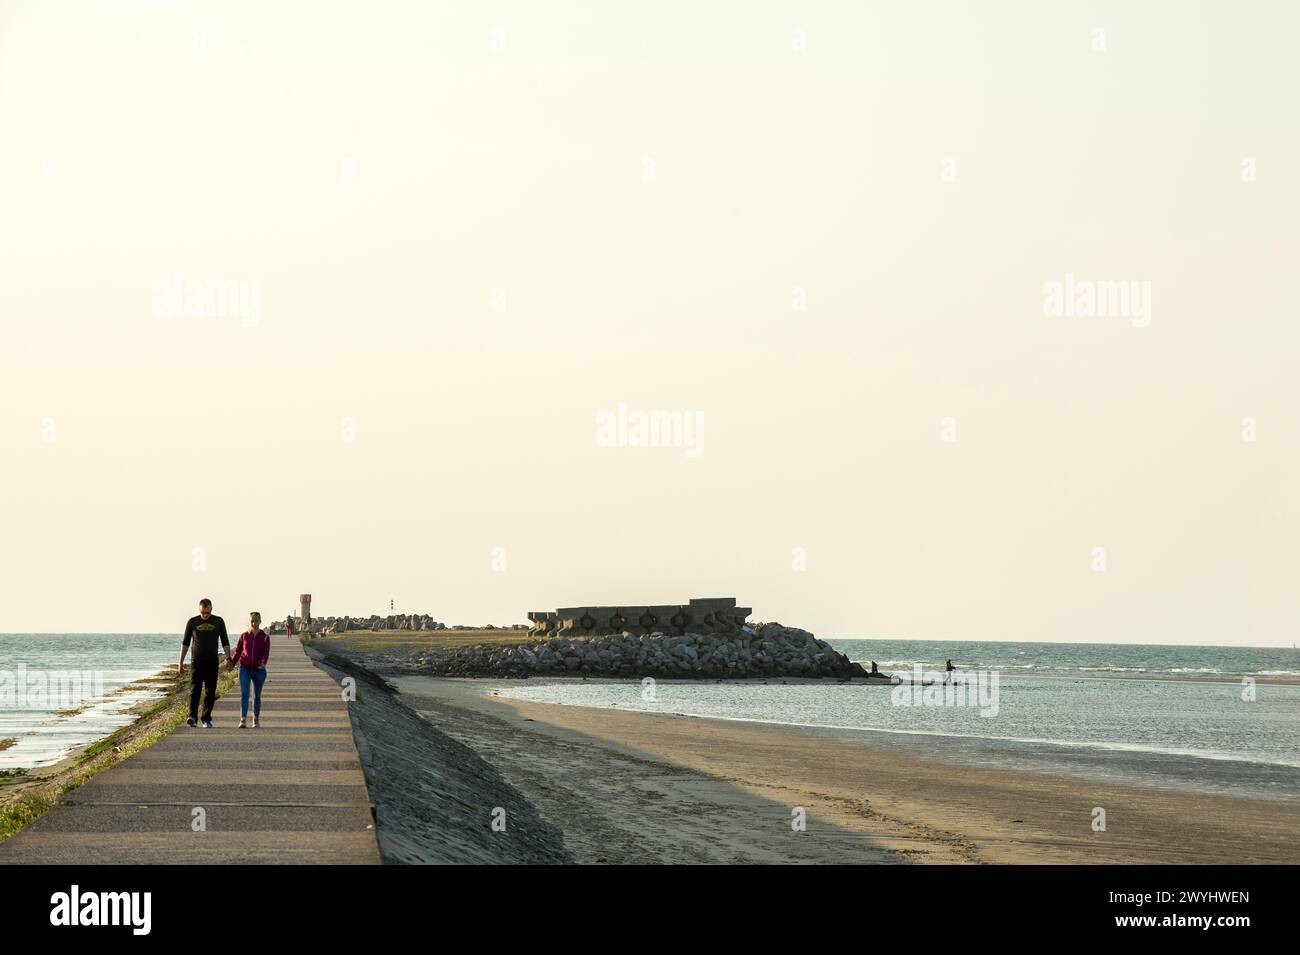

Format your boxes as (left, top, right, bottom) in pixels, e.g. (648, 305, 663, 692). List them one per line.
(230, 611, 271, 728)
(180, 598, 231, 728)
(944, 658, 956, 685)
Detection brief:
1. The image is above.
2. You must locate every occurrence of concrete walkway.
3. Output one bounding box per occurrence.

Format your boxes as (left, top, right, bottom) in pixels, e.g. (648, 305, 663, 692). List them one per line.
(0, 638, 381, 864)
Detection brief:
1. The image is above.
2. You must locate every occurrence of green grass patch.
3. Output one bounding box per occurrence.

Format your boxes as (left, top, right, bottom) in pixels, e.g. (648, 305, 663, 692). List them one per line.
(0, 768, 29, 788)
(0, 792, 52, 842)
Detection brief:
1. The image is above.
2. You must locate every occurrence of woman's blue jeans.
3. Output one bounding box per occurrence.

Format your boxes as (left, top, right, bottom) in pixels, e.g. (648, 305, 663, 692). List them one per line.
(239, 666, 267, 719)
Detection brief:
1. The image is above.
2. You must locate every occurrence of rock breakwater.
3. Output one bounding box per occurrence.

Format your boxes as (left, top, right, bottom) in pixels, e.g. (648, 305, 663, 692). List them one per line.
(410, 623, 871, 680)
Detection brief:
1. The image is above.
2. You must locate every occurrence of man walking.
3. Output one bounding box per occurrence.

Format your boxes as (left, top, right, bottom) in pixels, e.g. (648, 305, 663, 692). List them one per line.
(179, 598, 231, 728)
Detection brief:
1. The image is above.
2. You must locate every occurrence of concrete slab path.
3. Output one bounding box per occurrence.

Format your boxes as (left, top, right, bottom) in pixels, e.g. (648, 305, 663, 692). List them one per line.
(0, 638, 381, 864)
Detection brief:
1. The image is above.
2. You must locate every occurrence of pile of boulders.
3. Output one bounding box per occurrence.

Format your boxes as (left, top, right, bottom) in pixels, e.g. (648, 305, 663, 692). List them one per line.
(409, 623, 871, 680)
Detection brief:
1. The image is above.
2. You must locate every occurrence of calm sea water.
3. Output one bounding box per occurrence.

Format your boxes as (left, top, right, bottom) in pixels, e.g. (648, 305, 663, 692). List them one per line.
(833, 639, 1300, 681)
(0, 634, 176, 770)
(496, 639, 1300, 801)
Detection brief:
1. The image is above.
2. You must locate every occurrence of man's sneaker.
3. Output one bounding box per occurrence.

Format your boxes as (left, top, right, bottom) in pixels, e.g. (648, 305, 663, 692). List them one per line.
(237, 719, 247, 729)
(252, 717, 261, 729)
(202, 720, 213, 729)
(186, 717, 197, 727)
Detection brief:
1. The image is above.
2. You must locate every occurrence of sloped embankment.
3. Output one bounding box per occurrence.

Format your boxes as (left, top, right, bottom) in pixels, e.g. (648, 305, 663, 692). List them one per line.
(308, 648, 570, 864)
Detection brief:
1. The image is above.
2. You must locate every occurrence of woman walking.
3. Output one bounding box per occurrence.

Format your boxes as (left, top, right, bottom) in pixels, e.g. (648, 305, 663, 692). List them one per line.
(231, 611, 271, 728)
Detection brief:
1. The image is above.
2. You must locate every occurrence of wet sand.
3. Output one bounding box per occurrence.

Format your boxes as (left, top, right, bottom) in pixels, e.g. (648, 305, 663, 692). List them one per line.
(395, 676, 1300, 864)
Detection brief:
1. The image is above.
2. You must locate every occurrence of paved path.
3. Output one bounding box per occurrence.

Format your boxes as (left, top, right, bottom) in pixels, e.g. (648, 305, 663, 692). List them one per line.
(0, 638, 381, 864)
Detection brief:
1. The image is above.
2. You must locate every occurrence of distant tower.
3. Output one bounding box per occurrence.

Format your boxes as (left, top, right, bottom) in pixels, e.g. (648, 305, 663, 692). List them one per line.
(299, 594, 312, 631)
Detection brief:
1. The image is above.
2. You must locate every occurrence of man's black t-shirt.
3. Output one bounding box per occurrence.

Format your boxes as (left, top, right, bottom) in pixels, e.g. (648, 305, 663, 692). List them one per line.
(183, 614, 230, 665)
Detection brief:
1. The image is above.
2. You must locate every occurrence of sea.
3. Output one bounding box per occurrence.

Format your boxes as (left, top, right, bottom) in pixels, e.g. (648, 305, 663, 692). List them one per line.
(5, 635, 1299, 802)
(0, 634, 176, 771)
(494, 639, 1300, 803)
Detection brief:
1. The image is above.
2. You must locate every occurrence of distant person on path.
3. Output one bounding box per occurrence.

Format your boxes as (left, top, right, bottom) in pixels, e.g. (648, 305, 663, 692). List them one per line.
(230, 611, 271, 729)
(180, 598, 230, 728)
(285, 615, 294, 640)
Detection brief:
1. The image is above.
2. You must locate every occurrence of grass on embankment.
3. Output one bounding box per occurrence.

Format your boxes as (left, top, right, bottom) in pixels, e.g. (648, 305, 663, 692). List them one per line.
(309, 628, 533, 652)
(0, 667, 239, 844)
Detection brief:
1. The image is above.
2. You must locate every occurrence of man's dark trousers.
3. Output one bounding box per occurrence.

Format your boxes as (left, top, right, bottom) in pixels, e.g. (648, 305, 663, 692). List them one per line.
(189, 660, 219, 721)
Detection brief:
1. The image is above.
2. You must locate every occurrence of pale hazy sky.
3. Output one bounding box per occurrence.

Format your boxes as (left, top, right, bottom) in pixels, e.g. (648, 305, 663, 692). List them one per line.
(1, 1, 1295, 643)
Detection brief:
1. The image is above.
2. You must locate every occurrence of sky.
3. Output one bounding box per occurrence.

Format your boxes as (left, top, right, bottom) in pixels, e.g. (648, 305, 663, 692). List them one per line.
(1, 1, 1296, 644)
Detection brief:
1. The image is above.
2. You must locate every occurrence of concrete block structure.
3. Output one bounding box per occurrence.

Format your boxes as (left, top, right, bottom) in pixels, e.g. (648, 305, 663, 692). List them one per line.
(528, 597, 752, 638)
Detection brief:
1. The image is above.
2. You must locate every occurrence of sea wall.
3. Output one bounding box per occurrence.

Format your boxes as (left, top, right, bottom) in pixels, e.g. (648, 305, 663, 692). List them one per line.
(409, 623, 871, 680)
(307, 648, 571, 864)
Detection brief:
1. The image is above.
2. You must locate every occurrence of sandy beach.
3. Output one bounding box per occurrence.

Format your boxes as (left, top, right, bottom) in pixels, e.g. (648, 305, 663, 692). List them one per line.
(389, 675, 1300, 865)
